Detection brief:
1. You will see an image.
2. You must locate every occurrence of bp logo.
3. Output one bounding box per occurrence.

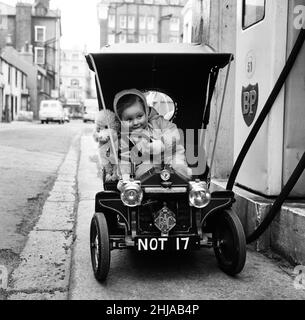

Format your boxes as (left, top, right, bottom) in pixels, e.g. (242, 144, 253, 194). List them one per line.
(241, 84, 259, 127)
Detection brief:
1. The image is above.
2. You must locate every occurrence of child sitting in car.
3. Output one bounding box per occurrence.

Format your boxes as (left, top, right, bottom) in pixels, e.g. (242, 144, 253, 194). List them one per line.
(113, 89, 192, 181)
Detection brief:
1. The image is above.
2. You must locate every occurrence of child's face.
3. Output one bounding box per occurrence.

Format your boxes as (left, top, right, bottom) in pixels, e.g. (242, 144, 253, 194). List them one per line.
(121, 101, 147, 132)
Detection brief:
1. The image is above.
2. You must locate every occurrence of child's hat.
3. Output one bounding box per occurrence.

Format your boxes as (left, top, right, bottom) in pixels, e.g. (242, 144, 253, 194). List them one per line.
(113, 89, 148, 119)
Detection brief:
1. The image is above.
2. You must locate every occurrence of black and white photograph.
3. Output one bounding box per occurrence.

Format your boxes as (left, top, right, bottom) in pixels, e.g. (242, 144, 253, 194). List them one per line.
(0, 0, 305, 307)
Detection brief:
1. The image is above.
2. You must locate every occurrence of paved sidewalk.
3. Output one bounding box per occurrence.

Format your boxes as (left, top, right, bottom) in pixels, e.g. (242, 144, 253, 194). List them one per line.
(7, 133, 81, 300)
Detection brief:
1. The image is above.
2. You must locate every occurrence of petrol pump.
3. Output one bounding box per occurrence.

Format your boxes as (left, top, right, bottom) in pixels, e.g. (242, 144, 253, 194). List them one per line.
(234, 0, 305, 198)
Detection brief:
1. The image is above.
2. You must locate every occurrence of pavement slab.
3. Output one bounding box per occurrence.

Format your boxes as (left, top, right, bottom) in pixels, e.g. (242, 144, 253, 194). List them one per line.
(8, 291, 68, 300)
(8, 230, 73, 293)
(35, 201, 75, 231)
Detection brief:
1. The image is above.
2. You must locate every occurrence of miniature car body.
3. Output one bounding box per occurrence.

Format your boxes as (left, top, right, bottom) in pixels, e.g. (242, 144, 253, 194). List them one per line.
(86, 43, 246, 282)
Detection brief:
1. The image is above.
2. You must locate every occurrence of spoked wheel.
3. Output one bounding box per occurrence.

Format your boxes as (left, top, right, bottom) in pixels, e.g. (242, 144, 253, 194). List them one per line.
(213, 209, 246, 276)
(90, 213, 110, 282)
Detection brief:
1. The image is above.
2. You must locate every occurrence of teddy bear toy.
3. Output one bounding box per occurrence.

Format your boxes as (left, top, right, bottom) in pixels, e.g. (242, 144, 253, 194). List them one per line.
(93, 109, 120, 182)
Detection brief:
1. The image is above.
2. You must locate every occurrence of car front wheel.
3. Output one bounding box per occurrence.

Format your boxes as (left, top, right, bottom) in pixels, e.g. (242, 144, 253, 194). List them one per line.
(90, 213, 110, 282)
(213, 209, 246, 276)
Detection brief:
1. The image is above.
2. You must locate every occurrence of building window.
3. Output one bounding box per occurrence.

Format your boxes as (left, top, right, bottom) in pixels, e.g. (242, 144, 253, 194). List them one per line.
(71, 79, 79, 87)
(34, 47, 45, 65)
(242, 0, 266, 29)
(8, 66, 11, 84)
(169, 36, 180, 43)
(139, 35, 146, 43)
(119, 15, 127, 29)
(139, 16, 146, 30)
(108, 14, 116, 28)
(35, 26, 46, 42)
(144, 0, 154, 4)
(0, 10, 8, 29)
(15, 69, 18, 87)
(127, 34, 136, 43)
(170, 17, 180, 31)
(147, 34, 157, 43)
(128, 16, 135, 29)
(169, 0, 180, 4)
(68, 90, 80, 100)
(72, 66, 79, 74)
(108, 33, 115, 44)
(118, 34, 127, 43)
(147, 16, 155, 30)
(22, 74, 26, 89)
(72, 53, 79, 60)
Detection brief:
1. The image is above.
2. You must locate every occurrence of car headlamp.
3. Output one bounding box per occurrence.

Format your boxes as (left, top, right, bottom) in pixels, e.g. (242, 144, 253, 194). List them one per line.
(120, 181, 143, 207)
(189, 181, 211, 208)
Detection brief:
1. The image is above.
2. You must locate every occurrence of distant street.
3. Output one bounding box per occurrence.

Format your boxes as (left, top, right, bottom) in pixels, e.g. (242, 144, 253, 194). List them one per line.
(0, 120, 91, 299)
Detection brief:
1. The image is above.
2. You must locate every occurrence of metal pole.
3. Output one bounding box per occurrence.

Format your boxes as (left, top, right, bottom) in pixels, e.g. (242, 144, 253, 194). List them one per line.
(87, 54, 120, 171)
(208, 55, 233, 182)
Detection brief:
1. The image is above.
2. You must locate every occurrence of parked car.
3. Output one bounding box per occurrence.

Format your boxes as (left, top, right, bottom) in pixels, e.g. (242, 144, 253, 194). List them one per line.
(39, 100, 65, 124)
(83, 99, 99, 123)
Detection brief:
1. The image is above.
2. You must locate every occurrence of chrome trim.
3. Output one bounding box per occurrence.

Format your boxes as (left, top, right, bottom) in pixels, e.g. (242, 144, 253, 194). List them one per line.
(144, 187, 187, 193)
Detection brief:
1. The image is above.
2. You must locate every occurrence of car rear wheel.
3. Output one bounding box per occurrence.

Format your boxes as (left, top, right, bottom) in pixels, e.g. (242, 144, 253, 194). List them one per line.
(90, 213, 110, 282)
(213, 209, 246, 276)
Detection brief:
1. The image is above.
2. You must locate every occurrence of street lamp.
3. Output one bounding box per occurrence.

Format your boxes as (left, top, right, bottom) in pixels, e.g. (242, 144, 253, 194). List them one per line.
(158, 14, 173, 43)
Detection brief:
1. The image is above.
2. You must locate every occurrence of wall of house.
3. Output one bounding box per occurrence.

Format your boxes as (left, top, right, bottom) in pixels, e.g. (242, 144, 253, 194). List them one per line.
(0, 59, 27, 122)
(190, 0, 237, 179)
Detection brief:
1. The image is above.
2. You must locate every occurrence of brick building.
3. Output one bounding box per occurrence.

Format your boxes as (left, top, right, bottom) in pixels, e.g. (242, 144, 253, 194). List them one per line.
(0, 0, 61, 119)
(97, 0, 187, 48)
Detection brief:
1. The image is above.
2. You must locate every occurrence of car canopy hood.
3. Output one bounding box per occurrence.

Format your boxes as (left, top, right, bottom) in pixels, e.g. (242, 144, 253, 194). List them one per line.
(86, 43, 233, 130)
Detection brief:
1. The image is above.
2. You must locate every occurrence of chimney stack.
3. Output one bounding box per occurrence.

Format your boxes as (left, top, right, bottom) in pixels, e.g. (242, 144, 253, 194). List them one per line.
(35, 0, 50, 10)
(16, 3, 32, 52)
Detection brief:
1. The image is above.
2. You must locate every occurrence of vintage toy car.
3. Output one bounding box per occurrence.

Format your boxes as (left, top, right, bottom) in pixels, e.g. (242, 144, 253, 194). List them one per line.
(86, 43, 246, 282)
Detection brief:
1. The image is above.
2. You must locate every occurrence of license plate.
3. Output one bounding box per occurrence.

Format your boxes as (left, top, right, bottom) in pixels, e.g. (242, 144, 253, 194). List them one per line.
(136, 237, 192, 251)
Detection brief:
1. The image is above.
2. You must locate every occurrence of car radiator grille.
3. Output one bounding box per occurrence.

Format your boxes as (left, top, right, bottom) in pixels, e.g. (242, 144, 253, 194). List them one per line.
(138, 198, 192, 234)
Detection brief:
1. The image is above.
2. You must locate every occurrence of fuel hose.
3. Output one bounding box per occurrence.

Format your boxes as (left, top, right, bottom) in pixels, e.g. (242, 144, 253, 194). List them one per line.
(226, 29, 305, 244)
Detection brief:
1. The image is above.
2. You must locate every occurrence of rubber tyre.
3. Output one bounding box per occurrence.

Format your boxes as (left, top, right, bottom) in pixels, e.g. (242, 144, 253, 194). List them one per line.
(213, 209, 246, 276)
(90, 213, 110, 282)
(41, 120, 45, 124)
